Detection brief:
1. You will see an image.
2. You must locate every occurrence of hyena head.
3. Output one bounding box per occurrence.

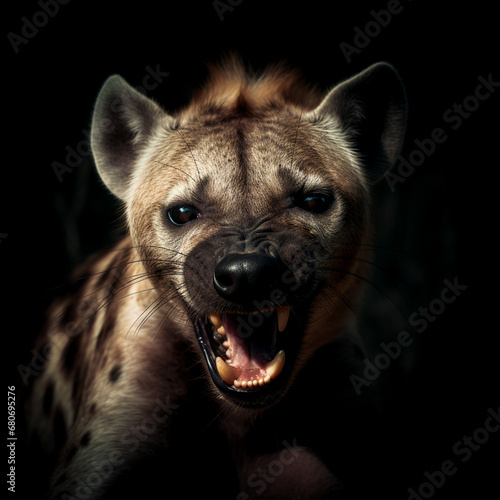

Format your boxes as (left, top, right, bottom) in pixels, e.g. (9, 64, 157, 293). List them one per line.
(91, 58, 406, 408)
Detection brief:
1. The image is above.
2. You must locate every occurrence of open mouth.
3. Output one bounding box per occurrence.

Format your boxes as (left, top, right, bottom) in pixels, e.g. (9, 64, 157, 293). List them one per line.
(195, 306, 301, 407)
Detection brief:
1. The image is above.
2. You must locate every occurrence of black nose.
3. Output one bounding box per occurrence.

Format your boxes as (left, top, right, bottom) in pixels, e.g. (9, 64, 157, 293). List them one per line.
(213, 252, 283, 305)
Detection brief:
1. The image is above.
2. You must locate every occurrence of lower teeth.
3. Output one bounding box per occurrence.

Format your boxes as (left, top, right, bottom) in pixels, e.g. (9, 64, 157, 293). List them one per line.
(208, 316, 286, 391)
(215, 351, 285, 390)
(233, 376, 272, 389)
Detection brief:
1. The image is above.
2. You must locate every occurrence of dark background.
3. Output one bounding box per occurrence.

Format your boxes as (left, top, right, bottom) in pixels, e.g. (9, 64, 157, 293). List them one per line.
(4, 1, 498, 499)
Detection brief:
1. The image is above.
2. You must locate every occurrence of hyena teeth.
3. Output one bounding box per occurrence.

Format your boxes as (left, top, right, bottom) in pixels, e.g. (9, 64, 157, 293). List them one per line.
(277, 307, 290, 332)
(241, 380, 256, 389)
(265, 350, 286, 380)
(209, 313, 223, 329)
(236, 376, 271, 390)
(216, 357, 241, 385)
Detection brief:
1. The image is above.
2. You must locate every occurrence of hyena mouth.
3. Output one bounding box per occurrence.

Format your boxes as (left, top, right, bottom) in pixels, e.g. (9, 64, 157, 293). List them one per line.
(196, 306, 300, 406)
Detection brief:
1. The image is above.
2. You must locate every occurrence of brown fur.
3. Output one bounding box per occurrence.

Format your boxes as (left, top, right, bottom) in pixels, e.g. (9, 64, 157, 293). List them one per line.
(23, 58, 406, 499)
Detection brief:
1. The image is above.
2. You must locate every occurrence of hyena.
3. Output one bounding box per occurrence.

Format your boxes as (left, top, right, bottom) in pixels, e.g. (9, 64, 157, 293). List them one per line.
(23, 58, 407, 499)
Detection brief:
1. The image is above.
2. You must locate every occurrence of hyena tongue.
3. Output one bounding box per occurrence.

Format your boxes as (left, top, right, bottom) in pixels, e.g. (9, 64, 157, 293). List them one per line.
(216, 312, 285, 389)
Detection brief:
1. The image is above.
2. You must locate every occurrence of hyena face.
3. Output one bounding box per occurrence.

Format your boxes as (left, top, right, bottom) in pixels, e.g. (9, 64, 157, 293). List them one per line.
(91, 59, 406, 407)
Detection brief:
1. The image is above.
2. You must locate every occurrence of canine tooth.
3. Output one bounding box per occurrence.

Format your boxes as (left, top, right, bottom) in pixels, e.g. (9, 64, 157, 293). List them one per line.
(277, 307, 290, 332)
(216, 357, 240, 386)
(265, 350, 285, 380)
(210, 313, 222, 329)
(216, 325, 226, 335)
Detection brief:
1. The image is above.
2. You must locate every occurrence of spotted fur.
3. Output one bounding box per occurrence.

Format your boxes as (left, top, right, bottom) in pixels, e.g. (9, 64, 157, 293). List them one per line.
(24, 57, 406, 499)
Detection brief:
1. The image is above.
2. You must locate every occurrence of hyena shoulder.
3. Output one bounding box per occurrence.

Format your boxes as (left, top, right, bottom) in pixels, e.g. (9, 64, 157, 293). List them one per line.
(23, 57, 407, 499)
(25, 239, 190, 473)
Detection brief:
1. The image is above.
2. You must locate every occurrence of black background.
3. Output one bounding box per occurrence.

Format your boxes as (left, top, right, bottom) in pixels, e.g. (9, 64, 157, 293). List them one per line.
(4, 1, 499, 499)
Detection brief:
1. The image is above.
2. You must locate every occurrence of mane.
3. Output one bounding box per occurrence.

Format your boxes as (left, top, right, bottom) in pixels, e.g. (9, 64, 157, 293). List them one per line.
(183, 55, 322, 120)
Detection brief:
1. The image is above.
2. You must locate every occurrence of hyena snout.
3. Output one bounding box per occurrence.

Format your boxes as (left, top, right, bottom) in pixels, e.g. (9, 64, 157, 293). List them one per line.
(213, 252, 286, 306)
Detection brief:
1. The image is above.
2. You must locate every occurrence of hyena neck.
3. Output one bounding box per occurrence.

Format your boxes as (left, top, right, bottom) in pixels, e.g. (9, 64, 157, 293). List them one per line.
(92, 236, 190, 338)
(49, 235, 195, 396)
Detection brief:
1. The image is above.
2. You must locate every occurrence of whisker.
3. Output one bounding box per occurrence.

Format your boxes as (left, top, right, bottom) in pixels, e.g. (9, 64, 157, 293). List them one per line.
(130, 281, 191, 339)
(150, 295, 187, 342)
(126, 289, 170, 339)
(174, 128, 201, 181)
(341, 242, 425, 265)
(52, 274, 159, 336)
(292, 130, 329, 168)
(318, 282, 360, 320)
(318, 266, 409, 324)
(152, 160, 197, 183)
(312, 254, 415, 312)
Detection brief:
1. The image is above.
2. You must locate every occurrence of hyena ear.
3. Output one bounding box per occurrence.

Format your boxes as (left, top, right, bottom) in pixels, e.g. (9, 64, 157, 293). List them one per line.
(91, 75, 168, 200)
(308, 62, 407, 183)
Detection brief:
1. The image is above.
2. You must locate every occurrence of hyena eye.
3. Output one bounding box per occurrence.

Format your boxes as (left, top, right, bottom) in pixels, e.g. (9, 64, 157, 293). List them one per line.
(167, 205, 200, 226)
(293, 192, 334, 214)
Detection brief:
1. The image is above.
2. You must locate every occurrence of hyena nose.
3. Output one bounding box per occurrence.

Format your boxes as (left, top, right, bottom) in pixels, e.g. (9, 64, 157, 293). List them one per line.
(213, 252, 283, 305)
